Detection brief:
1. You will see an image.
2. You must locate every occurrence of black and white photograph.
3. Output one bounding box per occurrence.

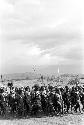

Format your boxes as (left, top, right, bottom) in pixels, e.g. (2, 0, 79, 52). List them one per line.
(0, 0, 84, 125)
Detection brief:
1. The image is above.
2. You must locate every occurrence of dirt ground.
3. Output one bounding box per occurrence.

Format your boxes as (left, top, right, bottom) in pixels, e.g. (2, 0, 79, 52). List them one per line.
(0, 113, 84, 125)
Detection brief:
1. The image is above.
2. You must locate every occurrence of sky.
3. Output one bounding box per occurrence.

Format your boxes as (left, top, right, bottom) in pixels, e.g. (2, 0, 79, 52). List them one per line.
(0, 0, 84, 75)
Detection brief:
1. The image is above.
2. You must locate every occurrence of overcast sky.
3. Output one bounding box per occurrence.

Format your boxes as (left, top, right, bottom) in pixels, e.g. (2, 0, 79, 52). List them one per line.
(0, 0, 84, 74)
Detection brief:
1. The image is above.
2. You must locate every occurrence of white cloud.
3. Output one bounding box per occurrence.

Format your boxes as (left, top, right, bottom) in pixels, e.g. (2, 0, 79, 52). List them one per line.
(0, 0, 83, 74)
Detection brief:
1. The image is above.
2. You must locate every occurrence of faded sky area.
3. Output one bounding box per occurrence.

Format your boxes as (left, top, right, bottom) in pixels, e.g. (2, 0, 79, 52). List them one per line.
(0, 0, 84, 74)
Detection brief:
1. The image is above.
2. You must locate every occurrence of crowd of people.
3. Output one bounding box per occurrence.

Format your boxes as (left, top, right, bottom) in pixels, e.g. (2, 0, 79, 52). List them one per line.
(0, 81, 84, 118)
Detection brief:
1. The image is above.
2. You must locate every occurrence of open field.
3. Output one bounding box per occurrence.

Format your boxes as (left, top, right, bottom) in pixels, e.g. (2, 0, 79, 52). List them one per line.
(0, 113, 84, 125)
(0, 73, 84, 88)
(1, 79, 84, 89)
